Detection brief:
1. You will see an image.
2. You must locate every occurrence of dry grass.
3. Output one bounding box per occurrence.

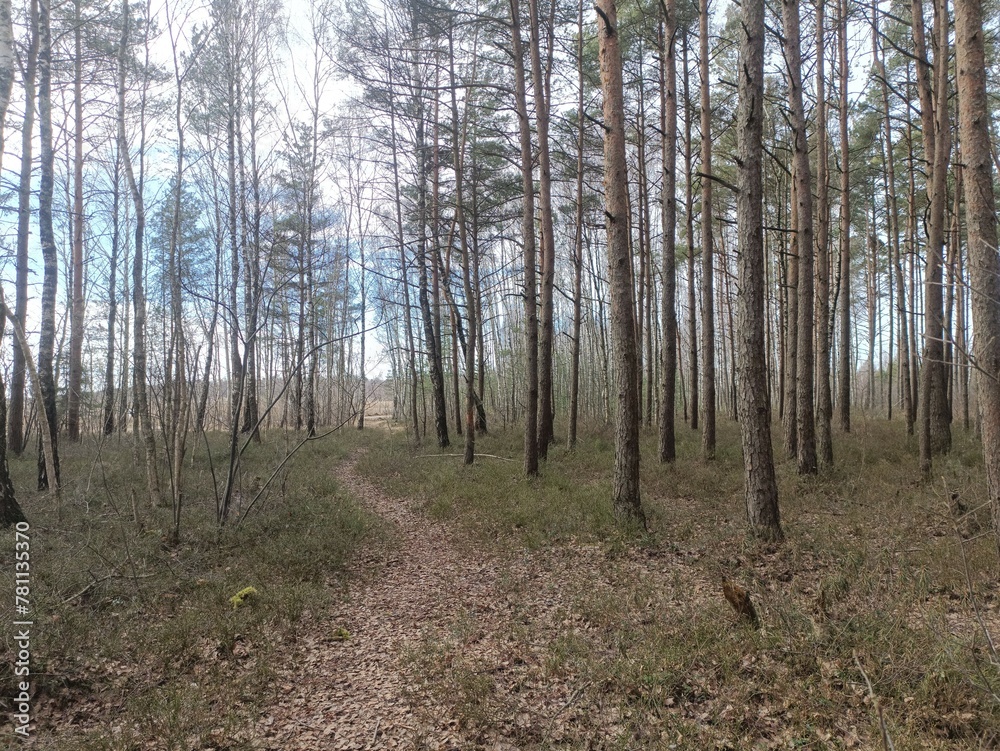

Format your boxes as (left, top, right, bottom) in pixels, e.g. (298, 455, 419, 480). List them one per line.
(358, 416, 1000, 749)
(3, 415, 997, 749)
(0, 429, 377, 750)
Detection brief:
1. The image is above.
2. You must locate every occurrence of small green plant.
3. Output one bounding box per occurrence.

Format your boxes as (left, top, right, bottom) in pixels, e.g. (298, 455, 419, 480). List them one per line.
(229, 585, 259, 609)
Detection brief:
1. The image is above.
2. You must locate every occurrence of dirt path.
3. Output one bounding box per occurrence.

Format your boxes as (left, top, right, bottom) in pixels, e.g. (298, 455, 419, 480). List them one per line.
(257, 452, 509, 750)
(256, 452, 716, 751)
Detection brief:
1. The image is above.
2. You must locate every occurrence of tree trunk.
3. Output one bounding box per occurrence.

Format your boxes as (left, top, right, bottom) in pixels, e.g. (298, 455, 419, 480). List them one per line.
(659, 9, 677, 463)
(699, 0, 715, 460)
(919, 0, 952, 474)
(568, 0, 585, 449)
(388, 82, 420, 444)
(36, 0, 60, 490)
(597, 0, 645, 528)
(119, 0, 159, 506)
(954, 0, 1000, 551)
(413, 13, 449, 449)
(784, 178, 799, 458)
(0, 368, 25, 526)
(358, 240, 367, 430)
(511, 0, 538, 475)
(736, 0, 782, 541)
(875, 6, 914, 435)
(683, 30, 697, 432)
(103, 152, 121, 435)
(0, 0, 25, 526)
(67, 0, 85, 441)
(784, 0, 817, 475)
(7, 0, 36, 457)
(528, 0, 555, 457)
(837, 0, 851, 433)
(448, 28, 475, 464)
(815, 0, 833, 464)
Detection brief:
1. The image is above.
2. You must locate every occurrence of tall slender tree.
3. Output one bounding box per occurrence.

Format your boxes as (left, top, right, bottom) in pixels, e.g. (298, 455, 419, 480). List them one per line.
(918, 0, 952, 473)
(66, 0, 85, 441)
(736, 0, 782, 540)
(659, 6, 677, 463)
(0, 0, 26, 526)
(528, 0, 555, 457)
(874, 5, 913, 435)
(783, 0, 817, 475)
(814, 0, 833, 464)
(837, 0, 850, 433)
(36, 0, 60, 490)
(7, 0, 38, 457)
(954, 0, 1000, 550)
(596, 0, 645, 528)
(683, 31, 697, 433)
(568, 0, 585, 450)
(699, 0, 715, 460)
(119, 0, 160, 506)
(511, 0, 538, 474)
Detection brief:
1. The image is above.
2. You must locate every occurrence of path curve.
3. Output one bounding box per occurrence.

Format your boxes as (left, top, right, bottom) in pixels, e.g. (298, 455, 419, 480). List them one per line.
(257, 451, 504, 750)
(256, 451, 709, 751)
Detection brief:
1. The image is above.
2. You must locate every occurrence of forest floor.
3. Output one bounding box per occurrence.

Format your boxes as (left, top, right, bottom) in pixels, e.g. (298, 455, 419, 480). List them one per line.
(2, 418, 1000, 749)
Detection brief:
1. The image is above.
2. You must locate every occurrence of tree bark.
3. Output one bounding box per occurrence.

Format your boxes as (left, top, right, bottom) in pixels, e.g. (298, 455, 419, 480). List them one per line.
(448, 27, 475, 464)
(699, 0, 715, 460)
(7, 0, 37, 457)
(815, 0, 833, 465)
(784, 178, 799, 457)
(597, 0, 645, 528)
(568, 0, 585, 449)
(683, 30, 697, 432)
(919, 0, 952, 474)
(659, 8, 677, 464)
(783, 0, 817, 475)
(954, 0, 1000, 551)
(528, 0, 555, 457)
(36, 0, 60, 490)
(511, 0, 538, 475)
(736, 0, 782, 541)
(0, 0, 25, 527)
(387, 70, 420, 444)
(103, 152, 121, 435)
(67, 0, 84, 441)
(837, 0, 851, 433)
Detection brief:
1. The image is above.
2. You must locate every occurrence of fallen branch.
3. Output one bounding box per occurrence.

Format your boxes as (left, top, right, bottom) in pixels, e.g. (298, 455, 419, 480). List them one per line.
(63, 572, 159, 606)
(0, 287, 60, 508)
(854, 652, 895, 751)
(952, 497, 1000, 703)
(415, 453, 515, 462)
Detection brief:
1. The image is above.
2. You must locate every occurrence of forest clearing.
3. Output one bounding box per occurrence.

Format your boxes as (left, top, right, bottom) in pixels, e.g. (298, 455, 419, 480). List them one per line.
(1, 420, 998, 749)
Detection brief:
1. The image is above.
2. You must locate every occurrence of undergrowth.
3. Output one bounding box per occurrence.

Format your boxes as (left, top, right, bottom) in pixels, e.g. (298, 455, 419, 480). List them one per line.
(359, 416, 1000, 749)
(0, 429, 376, 750)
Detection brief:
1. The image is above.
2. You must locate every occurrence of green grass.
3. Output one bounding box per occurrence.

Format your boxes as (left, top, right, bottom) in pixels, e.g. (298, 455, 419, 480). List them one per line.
(358, 415, 1000, 749)
(0, 429, 377, 749)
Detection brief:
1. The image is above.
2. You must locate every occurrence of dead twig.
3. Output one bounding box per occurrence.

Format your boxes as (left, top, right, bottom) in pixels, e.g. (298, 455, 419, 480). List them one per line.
(951, 501, 1000, 703)
(63, 572, 159, 606)
(415, 453, 515, 462)
(543, 681, 592, 741)
(853, 652, 895, 751)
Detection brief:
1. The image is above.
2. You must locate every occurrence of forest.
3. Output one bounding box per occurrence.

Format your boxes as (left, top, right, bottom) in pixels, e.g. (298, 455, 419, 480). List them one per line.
(1, 0, 1000, 745)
